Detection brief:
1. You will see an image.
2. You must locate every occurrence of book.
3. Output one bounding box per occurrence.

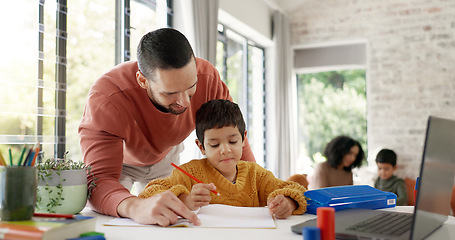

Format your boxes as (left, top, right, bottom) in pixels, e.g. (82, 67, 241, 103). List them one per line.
(0, 215, 96, 240)
(104, 204, 276, 229)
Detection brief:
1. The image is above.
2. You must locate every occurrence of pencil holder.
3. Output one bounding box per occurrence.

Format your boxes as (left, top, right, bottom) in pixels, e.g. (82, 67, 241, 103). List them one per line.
(0, 166, 38, 221)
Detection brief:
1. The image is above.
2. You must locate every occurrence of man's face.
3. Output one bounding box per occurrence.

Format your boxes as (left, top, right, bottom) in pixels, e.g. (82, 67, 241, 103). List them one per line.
(142, 59, 198, 115)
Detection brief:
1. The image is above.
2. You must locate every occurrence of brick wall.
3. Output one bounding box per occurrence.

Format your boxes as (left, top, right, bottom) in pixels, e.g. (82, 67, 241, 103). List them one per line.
(288, 0, 455, 184)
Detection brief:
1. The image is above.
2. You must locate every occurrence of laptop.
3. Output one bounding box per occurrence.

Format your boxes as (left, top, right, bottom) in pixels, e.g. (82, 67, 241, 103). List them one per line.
(292, 116, 455, 240)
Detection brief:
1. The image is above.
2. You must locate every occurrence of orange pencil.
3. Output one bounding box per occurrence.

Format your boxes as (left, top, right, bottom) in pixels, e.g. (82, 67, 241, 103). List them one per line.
(0, 149, 7, 166)
(30, 147, 40, 166)
(171, 162, 220, 196)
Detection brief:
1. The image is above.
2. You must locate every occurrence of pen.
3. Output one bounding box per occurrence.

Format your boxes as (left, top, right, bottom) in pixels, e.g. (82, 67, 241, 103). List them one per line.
(171, 162, 220, 196)
(33, 212, 76, 219)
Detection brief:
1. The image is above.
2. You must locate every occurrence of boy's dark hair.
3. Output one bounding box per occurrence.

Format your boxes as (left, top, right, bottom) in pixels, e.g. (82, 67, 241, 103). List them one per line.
(195, 99, 246, 146)
(323, 135, 365, 172)
(375, 149, 397, 166)
(137, 28, 195, 81)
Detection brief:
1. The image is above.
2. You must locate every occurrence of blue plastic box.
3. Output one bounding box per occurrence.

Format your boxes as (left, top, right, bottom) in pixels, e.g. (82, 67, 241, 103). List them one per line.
(304, 185, 397, 214)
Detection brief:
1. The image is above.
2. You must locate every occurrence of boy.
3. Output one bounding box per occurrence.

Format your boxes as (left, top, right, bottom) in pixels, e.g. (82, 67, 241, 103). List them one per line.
(374, 149, 408, 206)
(139, 99, 307, 226)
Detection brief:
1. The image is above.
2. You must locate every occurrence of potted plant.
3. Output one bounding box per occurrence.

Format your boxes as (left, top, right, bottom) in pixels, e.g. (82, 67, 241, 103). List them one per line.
(36, 152, 96, 214)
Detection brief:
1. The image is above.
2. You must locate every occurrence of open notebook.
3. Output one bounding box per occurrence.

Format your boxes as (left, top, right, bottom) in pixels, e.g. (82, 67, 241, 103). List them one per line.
(104, 204, 276, 229)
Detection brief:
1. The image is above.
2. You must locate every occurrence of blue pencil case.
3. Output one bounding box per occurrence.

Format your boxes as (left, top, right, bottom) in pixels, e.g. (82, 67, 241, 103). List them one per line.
(304, 185, 397, 214)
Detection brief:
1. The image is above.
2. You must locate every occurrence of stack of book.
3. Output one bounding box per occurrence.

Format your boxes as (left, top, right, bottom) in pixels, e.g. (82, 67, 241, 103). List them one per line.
(0, 213, 96, 240)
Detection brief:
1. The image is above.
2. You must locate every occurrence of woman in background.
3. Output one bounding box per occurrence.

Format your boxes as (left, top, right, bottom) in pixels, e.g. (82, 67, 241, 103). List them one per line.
(310, 135, 365, 189)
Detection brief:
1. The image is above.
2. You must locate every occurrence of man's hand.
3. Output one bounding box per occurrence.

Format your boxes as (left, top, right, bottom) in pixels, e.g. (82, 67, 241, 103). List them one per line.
(117, 190, 200, 227)
(179, 183, 214, 210)
(267, 194, 297, 219)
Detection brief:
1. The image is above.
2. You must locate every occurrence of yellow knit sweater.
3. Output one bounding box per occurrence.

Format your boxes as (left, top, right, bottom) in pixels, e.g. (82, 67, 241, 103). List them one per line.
(139, 159, 307, 215)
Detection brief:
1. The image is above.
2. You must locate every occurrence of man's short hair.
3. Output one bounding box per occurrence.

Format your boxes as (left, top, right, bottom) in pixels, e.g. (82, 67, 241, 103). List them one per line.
(137, 28, 195, 81)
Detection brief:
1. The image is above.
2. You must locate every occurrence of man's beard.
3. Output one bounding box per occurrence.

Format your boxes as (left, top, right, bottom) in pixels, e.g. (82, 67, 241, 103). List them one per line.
(149, 89, 187, 115)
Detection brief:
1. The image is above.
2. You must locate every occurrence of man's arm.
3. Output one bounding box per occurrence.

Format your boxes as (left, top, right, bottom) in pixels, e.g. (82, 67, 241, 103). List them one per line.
(117, 192, 200, 226)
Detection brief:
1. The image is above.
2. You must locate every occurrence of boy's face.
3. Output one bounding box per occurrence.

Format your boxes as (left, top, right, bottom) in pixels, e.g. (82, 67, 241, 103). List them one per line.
(376, 162, 396, 180)
(196, 125, 246, 179)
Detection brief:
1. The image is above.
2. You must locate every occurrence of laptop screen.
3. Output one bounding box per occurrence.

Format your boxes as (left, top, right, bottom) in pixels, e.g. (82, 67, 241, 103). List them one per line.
(411, 116, 455, 240)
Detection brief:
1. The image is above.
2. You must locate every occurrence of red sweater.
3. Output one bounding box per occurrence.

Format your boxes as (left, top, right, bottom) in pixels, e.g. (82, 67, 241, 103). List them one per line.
(78, 58, 255, 216)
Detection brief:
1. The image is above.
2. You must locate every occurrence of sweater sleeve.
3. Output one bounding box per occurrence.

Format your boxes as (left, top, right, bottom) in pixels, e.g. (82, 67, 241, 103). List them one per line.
(395, 179, 408, 206)
(256, 167, 307, 215)
(138, 169, 193, 199)
(79, 93, 134, 217)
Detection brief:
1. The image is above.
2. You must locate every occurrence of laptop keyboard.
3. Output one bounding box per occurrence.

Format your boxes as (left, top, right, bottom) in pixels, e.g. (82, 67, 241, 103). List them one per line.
(346, 212, 413, 236)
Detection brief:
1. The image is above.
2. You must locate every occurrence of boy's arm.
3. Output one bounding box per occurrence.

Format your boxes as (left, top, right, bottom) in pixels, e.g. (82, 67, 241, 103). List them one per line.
(396, 179, 408, 206)
(138, 170, 192, 199)
(257, 168, 307, 215)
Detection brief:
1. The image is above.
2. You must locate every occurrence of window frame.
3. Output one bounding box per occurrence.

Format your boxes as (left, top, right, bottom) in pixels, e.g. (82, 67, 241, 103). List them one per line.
(217, 24, 267, 167)
(0, 0, 172, 159)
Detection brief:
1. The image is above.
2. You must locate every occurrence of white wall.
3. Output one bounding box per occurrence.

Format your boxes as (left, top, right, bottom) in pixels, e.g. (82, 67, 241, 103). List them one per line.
(288, 0, 455, 185)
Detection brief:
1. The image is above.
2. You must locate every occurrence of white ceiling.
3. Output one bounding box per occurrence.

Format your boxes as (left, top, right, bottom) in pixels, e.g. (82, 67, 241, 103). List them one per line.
(265, 0, 307, 14)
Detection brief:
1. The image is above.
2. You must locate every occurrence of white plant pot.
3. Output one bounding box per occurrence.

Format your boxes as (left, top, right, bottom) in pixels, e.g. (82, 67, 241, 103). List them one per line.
(36, 169, 87, 214)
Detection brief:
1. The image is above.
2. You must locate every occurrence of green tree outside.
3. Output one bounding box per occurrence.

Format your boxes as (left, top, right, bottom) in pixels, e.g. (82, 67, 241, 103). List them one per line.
(296, 70, 367, 165)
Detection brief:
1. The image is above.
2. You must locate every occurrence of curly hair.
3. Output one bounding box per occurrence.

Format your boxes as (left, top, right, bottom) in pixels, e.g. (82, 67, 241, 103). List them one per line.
(323, 135, 365, 172)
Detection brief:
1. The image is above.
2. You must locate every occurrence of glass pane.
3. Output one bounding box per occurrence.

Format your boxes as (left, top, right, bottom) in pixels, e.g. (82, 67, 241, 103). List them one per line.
(40, 0, 58, 158)
(0, 0, 40, 156)
(66, 0, 116, 161)
(247, 45, 265, 167)
(130, 0, 158, 61)
(225, 29, 244, 106)
(215, 41, 225, 81)
(295, 70, 367, 175)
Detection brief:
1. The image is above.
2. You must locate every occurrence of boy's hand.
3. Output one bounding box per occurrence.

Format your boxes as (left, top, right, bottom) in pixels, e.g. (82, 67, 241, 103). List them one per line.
(179, 183, 215, 210)
(267, 194, 297, 219)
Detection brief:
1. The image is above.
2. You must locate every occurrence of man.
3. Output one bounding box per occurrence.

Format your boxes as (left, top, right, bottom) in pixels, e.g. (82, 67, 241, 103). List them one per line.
(79, 28, 255, 226)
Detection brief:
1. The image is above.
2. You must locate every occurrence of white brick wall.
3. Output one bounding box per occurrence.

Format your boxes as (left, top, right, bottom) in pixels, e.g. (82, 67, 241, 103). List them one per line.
(288, 0, 455, 184)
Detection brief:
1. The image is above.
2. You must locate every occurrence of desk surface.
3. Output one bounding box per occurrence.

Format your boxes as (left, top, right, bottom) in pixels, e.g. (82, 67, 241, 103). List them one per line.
(81, 206, 455, 240)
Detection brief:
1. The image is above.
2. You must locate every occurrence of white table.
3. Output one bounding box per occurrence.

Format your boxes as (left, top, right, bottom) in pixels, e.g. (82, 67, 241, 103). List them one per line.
(80, 206, 455, 240)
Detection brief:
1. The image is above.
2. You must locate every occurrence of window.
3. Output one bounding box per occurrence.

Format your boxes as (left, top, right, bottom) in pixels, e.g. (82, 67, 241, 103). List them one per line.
(295, 70, 367, 175)
(216, 24, 266, 167)
(0, 0, 41, 162)
(0, 0, 171, 163)
(293, 43, 367, 176)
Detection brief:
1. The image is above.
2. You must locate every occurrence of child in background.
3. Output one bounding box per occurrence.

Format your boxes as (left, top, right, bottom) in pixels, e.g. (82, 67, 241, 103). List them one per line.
(139, 99, 307, 225)
(374, 149, 408, 206)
